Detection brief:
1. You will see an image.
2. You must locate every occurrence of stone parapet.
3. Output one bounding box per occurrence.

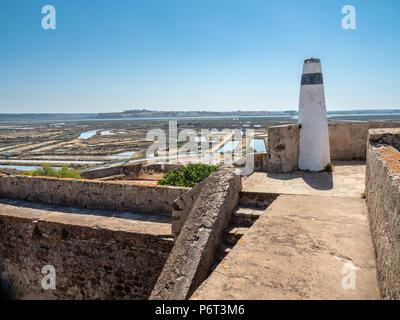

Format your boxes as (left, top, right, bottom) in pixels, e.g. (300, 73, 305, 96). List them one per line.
(0, 204, 173, 299)
(266, 124, 299, 173)
(0, 174, 188, 215)
(366, 128, 400, 299)
(150, 166, 241, 300)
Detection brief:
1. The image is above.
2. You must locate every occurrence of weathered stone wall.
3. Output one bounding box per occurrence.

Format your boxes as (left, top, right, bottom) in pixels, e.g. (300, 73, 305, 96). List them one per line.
(266, 124, 299, 173)
(83, 163, 183, 179)
(239, 191, 279, 207)
(366, 128, 400, 299)
(0, 174, 188, 215)
(253, 153, 268, 171)
(122, 163, 183, 179)
(171, 183, 202, 238)
(0, 208, 173, 299)
(150, 166, 241, 300)
(329, 121, 400, 160)
(81, 165, 122, 179)
(264, 121, 400, 173)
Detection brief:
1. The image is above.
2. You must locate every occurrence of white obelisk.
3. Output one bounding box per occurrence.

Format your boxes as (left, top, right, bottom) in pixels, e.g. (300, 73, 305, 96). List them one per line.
(298, 58, 331, 171)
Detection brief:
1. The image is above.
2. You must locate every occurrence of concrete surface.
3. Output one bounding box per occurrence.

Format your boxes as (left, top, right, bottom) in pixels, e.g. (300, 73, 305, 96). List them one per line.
(0, 198, 172, 225)
(192, 194, 379, 300)
(0, 199, 172, 237)
(242, 160, 365, 198)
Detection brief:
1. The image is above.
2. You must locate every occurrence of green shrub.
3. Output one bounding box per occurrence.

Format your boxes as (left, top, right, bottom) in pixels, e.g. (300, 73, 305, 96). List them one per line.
(157, 163, 218, 187)
(57, 167, 82, 179)
(324, 163, 334, 172)
(37, 164, 59, 177)
(247, 147, 258, 154)
(23, 164, 81, 179)
(22, 170, 36, 176)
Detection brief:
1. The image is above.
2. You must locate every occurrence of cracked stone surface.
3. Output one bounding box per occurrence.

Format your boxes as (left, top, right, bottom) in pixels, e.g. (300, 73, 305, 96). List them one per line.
(192, 194, 379, 300)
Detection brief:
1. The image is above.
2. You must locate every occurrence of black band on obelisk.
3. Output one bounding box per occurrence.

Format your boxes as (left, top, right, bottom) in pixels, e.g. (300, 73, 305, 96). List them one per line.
(301, 73, 323, 85)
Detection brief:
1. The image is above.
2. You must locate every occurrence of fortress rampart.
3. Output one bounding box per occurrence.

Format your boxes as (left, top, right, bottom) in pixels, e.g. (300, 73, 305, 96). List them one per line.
(0, 174, 188, 216)
(0, 201, 173, 299)
(366, 128, 400, 299)
(2, 122, 400, 300)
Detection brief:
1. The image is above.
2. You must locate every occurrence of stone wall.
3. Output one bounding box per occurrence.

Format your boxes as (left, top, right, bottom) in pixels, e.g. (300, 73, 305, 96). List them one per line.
(253, 153, 268, 171)
(239, 191, 279, 207)
(82, 163, 183, 179)
(0, 208, 173, 299)
(0, 174, 188, 215)
(171, 183, 202, 238)
(266, 124, 299, 173)
(366, 128, 400, 299)
(150, 166, 241, 300)
(264, 121, 400, 173)
(81, 165, 122, 180)
(122, 163, 183, 180)
(329, 121, 400, 160)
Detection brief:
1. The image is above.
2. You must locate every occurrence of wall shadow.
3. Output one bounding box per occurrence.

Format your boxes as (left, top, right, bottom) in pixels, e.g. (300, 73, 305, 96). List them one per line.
(0, 258, 15, 300)
(0, 279, 14, 300)
(301, 172, 333, 190)
(0, 199, 171, 225)
(266, 170, 333, 191)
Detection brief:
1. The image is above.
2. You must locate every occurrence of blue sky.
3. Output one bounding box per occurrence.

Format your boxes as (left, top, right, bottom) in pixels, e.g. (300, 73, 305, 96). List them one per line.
(0, 0, 399, 113)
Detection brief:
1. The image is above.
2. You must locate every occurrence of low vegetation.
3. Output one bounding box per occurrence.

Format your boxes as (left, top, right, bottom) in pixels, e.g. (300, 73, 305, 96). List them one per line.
(247, 147, 258, 153)
(23, 164, 82, 179)
(324, 163, 334, 172)
(157, 163, 218, 187)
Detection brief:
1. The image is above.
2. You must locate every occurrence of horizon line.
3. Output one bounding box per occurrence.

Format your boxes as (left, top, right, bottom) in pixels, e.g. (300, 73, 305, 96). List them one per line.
(1, 107, 400, 115)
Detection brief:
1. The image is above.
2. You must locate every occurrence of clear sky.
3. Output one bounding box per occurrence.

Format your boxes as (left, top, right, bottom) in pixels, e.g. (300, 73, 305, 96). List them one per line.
(0, 0, 399, 113)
